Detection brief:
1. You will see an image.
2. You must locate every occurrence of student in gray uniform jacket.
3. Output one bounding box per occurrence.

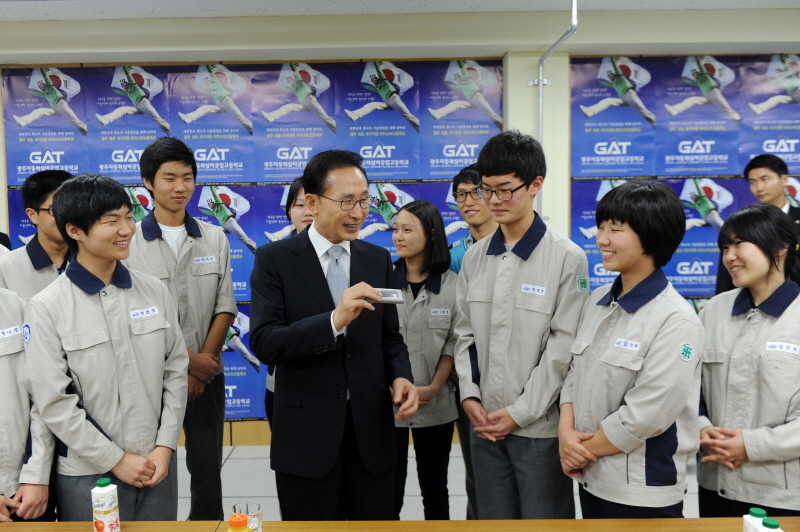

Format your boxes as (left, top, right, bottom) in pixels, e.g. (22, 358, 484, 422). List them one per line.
(698, 203, 800, 518)
(559, 181, 704, 518)
(24, 175, 188, 521)
(391, 200, 458, 521)
(0, 287, 54, 522)
(454, 131, 588, 520)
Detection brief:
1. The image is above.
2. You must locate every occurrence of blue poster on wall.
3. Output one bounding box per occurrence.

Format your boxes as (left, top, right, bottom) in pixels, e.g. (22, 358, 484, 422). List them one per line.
(570, 57, 656, 178)
(739, 54, 800, 173)
(251, 63, 337, 182)
(335, 61, 419, 180)
(167, 65, 254, 182)
(223, 304, 267, 420)
(570, 177, 752, 297)
(654, 56, 741, 176)
(85, 66, 171, 182)
(2, 67, 89, 185)
(419, 59, 503, 179)
(6, 189, 33, 249)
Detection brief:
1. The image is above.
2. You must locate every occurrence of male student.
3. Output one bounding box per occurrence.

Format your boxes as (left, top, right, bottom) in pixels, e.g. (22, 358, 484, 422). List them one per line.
(125, 137, 236, 521)
(249, 149, 418, 521)
(24, 174, 188, 521)
(449, 164, 498, 274)
(0, 170, 73, 301)
(716, 154, 800, 293)
(447, 163, 498, 520)
(453, 130, 589, 520)
(0, 287, 53, 523)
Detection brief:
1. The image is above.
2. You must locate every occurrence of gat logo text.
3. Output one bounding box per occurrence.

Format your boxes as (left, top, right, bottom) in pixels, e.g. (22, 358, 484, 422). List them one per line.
(277, 145, 312, 160)
(594, 140, 631, 155)
(676, 260, 714, 275)
(360, 144, 396, 158)
(678, 139, 715, 154)
(29, 150, 64, 164)
(225, 385, 237, 398)
(194, 147, 230, 161)
(111, 149, 143, 162)
(593, 263, 618, 276)
(763, 138, 800, 153)
(443, 143, 479, 157)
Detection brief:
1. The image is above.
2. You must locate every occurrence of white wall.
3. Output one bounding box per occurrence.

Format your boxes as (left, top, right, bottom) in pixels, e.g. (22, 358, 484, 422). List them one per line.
(1, 8, 798, 234)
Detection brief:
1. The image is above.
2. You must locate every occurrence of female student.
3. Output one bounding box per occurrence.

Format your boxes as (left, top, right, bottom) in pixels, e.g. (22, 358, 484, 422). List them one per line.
(391, 200, 458, 520)
(559, 180, 704, 518)
(264, 177, 314, 241)
(698, 203, 800, 517)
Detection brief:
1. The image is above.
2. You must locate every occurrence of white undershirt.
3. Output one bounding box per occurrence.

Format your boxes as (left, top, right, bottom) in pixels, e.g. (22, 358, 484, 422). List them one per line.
(158, 223, 187, 259)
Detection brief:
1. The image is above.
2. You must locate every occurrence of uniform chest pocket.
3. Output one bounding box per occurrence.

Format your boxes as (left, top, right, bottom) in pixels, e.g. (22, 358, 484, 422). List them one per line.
(466, 288, 493, 303)
(570, 339, 590, 357)
(600, 347, 645, 372)
(0, 334, 24, 357)
(191, 260, 220, 277)
(150, 268, 170, 281)
(514, 293, 555, 314)
(130, 315, 169, 336)
(62, 329, 109, 352)
(427, 316, 451, 329)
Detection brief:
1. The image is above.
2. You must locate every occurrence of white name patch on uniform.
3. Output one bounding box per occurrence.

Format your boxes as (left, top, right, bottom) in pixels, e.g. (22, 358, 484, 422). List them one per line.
(193, 256, 216, 264)
(766, 341, 800, 355)
(614, 338, 641, 351)
(521, 284, 546, 296)
(0, 325, 21, 338)
(130, 306, 159, 319)
(431, 309, 450, 316)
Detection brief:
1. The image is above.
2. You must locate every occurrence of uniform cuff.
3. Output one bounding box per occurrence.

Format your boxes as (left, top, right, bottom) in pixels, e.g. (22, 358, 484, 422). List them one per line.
(506, 403, 535, 429)
(156, 429, 181, 451)
(94, 444, 126, 474)
(601, 412, 644, 454)
(459, 383, 481, 404)
(698, 416, 713, 431)
(740, 428, 768, 462)
(18, 465, 51, 486)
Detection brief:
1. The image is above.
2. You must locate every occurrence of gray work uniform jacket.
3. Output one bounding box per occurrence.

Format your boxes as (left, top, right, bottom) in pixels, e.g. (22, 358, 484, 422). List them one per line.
(24, 261, 188, 476)
(393, 261, 458, 428)
(126, 213, 236, 376)
(0, 234, 71, 302)
(454, 216, 589, 437)
(562, 269, 704, 508)
(698, 281, 800, 511)
(0, 288, 53, 497)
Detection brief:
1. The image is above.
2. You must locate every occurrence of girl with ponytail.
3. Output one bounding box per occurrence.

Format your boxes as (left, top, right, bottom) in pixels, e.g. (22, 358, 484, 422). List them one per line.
(698, 202, 800, 517)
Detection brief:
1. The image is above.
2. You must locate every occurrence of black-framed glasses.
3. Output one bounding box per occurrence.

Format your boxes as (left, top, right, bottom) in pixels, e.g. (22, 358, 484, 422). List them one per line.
(452, 188, 482, 203)
(318, 194, 374, 210)
(35, 207, 55, 216)
(477, 183, 527, 201)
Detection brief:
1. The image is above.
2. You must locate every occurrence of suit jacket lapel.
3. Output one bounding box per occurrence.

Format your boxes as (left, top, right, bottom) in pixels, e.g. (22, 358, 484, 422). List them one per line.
(290, 231, 336, 312)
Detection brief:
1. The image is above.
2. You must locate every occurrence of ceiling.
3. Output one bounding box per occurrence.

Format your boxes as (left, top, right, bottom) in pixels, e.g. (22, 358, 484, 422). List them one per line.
(0, 0, 798, 22)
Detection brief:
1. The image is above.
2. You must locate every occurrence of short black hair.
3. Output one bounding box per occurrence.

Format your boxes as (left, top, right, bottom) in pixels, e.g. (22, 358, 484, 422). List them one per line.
(21, 170, 73, 210)
(476, 130, 546, 187)
(285, 177, 305, 223)
(743, 154, 789, 179)
(396, 200, 451, 277)
(302, 150, 368, 196)
(53, 174, 132, 254)
(595, 180, 686, 269)
(451, 164, 481, 195)
(139, 137, 197, 194)
(719, 203, 800, 284)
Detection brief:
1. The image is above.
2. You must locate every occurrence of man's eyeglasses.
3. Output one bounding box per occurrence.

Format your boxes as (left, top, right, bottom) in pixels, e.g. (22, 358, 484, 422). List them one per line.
(477, 183, 527, 201)
(35, 207, 55, 217)
(452, 189, 482, 203)
(318, 194, 375, 210)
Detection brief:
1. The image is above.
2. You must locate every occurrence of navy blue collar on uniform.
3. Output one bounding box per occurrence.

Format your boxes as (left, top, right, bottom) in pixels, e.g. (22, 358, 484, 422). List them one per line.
(66, 259, 132, 294)
(141, 211, 202, 241)
(731, 279, 800, 317)
(26, 234, 54, 270)
(597, 268, 669, 313)
(486, 213, 546, 260)
(393, 259, 442, 294)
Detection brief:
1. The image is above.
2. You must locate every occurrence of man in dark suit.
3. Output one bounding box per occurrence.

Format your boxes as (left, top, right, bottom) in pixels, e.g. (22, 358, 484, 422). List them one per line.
(716, 154, 800, 293)
(249, 150, 418, 521)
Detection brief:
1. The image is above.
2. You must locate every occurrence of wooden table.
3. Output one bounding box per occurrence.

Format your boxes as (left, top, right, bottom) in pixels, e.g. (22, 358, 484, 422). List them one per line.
(4, 517, 799, 531)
